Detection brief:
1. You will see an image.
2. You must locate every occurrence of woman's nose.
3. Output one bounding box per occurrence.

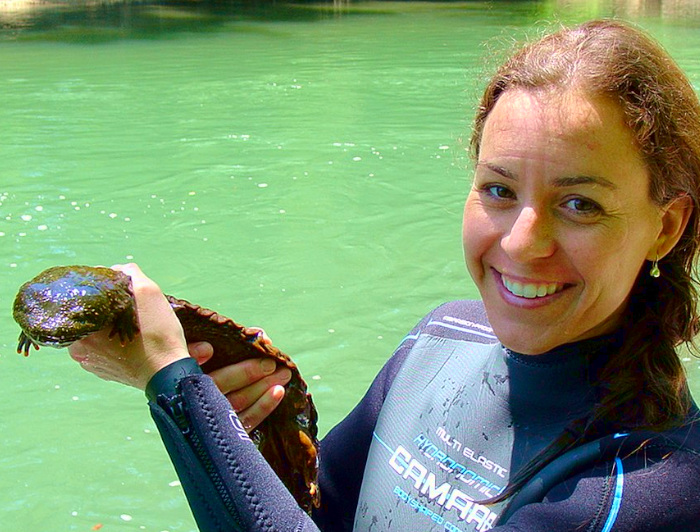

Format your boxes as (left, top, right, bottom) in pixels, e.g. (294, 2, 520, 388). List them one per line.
(501, 207, 556, 262)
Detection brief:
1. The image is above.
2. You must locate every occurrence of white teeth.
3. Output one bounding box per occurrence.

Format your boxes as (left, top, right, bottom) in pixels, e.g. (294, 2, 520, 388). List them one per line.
(502, 276, 562, 299)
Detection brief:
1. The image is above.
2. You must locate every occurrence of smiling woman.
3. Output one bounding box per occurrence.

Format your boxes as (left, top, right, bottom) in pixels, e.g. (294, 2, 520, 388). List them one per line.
(464, 89, 684, 355)
(466, 18, 700, 510)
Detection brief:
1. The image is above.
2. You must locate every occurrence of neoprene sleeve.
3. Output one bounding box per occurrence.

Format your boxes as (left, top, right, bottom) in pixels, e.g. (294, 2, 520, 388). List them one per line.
(146, 358, 320, 532)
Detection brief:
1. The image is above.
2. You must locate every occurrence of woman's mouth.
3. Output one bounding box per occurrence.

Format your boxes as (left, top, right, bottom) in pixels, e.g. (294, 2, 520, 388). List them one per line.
(501, 274, 565, 299)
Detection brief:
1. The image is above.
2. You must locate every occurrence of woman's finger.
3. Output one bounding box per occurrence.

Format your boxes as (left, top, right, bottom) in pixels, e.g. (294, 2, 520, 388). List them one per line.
(236, 384, 286, 432)
(188, 341, 214, 365)
(210, 357, 278, 394)
(221, 366, 291, 413)
(68, 328, 140, 386)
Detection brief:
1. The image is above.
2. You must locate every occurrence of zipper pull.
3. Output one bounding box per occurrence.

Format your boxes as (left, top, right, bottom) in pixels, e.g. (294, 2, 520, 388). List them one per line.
(159, 394, 190, 435)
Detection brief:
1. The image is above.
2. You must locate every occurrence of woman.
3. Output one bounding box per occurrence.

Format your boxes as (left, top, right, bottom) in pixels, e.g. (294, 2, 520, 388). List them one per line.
(69, 20, 700, 531)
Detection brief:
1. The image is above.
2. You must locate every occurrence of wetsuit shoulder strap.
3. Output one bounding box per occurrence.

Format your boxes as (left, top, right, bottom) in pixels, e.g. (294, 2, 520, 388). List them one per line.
(495, 431, 671, 525)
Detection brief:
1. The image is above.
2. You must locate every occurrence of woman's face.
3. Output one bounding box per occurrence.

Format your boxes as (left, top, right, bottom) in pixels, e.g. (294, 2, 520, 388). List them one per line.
(463, 89, 665, 354)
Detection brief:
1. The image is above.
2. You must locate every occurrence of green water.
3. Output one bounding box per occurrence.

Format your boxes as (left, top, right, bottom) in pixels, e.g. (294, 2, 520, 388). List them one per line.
(2, 1, 700, 530)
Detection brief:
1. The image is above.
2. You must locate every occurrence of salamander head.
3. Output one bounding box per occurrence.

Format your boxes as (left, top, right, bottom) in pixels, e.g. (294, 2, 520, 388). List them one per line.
(13, 265, 135, 349)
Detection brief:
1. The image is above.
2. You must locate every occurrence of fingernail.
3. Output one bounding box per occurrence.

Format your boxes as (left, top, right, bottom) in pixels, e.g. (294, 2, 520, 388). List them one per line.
(260, 358, 276, 374)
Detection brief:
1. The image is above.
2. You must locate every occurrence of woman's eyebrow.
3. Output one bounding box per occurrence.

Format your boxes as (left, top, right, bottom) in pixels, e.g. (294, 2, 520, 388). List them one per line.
(477, 162, 518, 180)
(478, 162, 618, 190)
(552, 175, 618, 189)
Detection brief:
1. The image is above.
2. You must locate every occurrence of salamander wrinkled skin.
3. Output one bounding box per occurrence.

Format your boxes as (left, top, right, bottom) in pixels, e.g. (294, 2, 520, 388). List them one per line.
(13, 265, 320, 512)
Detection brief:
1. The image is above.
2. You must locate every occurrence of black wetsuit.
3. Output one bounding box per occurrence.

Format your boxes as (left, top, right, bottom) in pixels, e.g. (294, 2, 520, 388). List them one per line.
(146, 300, 700, 531)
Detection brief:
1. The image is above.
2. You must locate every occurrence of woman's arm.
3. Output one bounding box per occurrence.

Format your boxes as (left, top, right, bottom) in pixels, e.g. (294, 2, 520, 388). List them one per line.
(147, 358, 319, 531)
(68, 264, 319, 531)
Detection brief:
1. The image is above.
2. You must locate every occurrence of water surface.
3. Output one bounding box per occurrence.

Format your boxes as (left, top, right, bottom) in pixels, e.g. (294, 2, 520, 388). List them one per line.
(2, 2, 700, 530)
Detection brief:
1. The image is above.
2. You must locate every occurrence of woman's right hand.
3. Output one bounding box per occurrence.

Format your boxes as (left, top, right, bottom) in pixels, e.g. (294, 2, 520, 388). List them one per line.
(68, 263, 190, 390)
(187, 337, 292, 432)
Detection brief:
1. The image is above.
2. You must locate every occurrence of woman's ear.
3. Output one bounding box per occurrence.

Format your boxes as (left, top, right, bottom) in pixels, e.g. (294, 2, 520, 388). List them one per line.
(648, 195, 694, 260)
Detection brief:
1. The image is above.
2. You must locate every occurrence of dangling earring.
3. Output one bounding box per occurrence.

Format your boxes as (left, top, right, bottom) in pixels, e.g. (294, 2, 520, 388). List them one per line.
(650, 255, 661, 278)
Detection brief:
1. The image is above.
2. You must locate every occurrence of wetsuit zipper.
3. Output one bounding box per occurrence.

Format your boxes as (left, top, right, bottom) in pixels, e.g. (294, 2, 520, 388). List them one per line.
(164, 395, 244, 530)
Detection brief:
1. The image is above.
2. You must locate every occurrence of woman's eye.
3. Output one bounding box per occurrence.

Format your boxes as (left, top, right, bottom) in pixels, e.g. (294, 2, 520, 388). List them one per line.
(485, 184, 514, 199)
(564, 197, 602, 216)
